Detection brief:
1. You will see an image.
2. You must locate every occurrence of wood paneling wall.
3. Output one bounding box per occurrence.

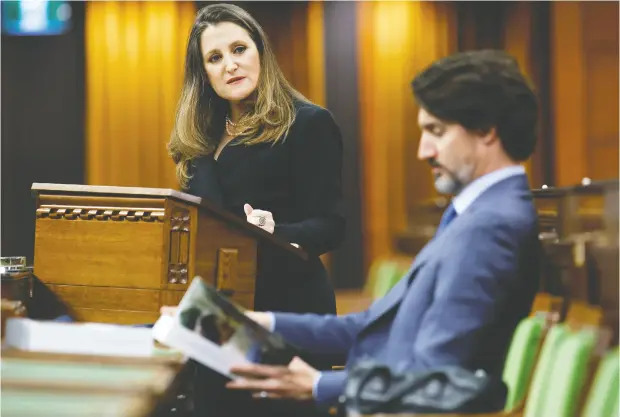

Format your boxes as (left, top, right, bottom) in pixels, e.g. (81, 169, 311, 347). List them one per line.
(552, 2, 619, 186)
(457, 2, 553, 188)
(306, 1, 326, 107)
(324, 1, 365, 288)
(456, 1, 503, 50)
(236, 2, 325, 104)
(503, 2, 553, 188)
(503, 2, 534, 179)
(357, 1, 457, 273)
(85, 1, 196, 188)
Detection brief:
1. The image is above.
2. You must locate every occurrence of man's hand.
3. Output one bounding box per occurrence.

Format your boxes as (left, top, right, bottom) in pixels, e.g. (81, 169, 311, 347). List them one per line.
(160, 306, 177, 316)
(226, 357, 319, 401)
(245, 311, 273, 330)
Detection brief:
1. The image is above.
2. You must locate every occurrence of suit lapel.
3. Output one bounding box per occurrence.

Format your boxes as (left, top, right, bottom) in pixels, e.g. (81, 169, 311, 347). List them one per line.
(365, 241, 434, 325)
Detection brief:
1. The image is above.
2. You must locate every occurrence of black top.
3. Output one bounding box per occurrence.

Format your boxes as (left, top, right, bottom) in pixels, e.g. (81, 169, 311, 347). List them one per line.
(186, 101, 345, 316)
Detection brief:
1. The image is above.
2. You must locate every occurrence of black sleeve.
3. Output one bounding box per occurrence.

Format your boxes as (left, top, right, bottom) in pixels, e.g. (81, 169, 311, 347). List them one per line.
(185, 157, 224, 208)
(273, 107, 346, 257)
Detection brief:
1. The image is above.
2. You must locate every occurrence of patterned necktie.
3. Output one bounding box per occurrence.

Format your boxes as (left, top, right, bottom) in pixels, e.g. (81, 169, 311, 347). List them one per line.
(435, 202, 457, 236)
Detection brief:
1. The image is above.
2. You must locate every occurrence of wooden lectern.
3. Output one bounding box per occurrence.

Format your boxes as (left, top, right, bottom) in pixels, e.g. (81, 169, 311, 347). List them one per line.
(31, 183, 307, 325)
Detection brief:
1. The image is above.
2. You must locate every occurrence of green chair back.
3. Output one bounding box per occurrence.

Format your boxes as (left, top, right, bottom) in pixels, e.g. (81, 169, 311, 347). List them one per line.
(524, 326, 598, 417)
(502, 315, 546, 410)
(541, 329, 597, 417)
(523, 324, 571, 417)
(365, 256, 414, 300)
(582, 347, 620, 417)
(369, 260, 402, 299)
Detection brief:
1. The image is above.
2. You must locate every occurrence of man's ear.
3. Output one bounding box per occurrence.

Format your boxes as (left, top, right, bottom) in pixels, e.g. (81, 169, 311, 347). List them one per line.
(478, 127, 498, 146)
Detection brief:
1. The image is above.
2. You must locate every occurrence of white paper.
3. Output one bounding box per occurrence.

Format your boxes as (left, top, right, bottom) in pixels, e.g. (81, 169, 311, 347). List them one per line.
(4, 318, 155, 357)
(151, 277, 299, 378)
(153, 314, 249, 378)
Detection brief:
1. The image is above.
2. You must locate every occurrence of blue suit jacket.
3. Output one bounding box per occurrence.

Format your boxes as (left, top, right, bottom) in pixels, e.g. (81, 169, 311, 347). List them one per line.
(272, 174, 540, 406)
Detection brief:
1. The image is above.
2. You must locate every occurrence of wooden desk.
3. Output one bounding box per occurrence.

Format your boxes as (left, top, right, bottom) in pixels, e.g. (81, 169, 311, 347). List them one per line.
(1, 387, 151, 417)
(1, 348, 188, 417)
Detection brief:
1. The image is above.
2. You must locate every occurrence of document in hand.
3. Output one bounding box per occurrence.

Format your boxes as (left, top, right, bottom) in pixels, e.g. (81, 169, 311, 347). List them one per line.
(152, 276, 301, 379)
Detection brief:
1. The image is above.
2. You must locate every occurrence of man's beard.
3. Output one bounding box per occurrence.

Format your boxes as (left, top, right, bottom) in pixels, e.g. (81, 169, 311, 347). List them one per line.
(429, 158, 473, 195)
(434, 171, 463, 195)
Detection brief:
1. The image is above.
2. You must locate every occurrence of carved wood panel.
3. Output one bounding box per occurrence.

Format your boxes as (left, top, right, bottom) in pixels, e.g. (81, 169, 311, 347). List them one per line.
(168, 207, 190, 285)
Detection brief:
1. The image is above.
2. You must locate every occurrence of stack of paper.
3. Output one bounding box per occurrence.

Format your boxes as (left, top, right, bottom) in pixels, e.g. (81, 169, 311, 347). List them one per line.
(4, 318, 155, 357)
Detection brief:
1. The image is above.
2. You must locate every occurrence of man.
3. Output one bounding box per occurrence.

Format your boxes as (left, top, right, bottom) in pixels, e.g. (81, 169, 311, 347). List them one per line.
(218, 50, 541, 410)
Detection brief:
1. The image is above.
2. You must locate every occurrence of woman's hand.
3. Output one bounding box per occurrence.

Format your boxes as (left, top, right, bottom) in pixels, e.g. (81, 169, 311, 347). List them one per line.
(244, 204, 275, 234)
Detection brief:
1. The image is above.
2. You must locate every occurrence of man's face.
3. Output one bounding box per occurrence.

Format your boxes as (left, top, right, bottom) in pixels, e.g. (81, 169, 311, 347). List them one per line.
(417, 108, 478, 195)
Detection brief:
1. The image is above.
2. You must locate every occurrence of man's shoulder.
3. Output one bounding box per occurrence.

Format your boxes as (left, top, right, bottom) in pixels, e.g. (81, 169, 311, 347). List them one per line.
(427, 195, 539, 290)
(461, 205, 537, 244)
(472, 199, 537, 230)
(468, 175, 537, 232)
(442, 193, 538, 255)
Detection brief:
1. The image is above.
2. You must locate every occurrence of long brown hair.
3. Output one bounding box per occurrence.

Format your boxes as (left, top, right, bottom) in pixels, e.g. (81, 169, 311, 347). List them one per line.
(168, 3, 307, 188)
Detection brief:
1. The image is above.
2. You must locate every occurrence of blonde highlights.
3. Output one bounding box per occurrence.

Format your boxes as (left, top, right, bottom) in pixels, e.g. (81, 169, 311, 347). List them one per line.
(168, 3, 307, 188)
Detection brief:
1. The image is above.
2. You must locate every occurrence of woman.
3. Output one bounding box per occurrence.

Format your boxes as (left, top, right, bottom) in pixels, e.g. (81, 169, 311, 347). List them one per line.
(168, 2, 343, 318)
(167, 4, 344, 416)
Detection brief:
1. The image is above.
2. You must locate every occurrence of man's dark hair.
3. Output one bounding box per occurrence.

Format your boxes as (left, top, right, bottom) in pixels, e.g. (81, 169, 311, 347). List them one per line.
(411, 50, 539, 161)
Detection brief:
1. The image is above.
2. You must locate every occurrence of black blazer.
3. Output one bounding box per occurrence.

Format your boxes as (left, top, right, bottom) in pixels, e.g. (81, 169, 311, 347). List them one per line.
(185, 101, 345, 316)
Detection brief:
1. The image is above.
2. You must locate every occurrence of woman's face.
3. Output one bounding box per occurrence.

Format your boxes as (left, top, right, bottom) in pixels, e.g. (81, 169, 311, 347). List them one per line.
(200, 22, 261, 103)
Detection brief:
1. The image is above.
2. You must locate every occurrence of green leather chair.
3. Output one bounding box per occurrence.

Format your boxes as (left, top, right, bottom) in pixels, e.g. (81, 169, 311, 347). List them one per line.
(524, 326, 598, 417)
(522, 324, 571, 416)
(582, 347, 620, 417)
(366, 258, 411, 299)
(501, 315, 546, 411)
